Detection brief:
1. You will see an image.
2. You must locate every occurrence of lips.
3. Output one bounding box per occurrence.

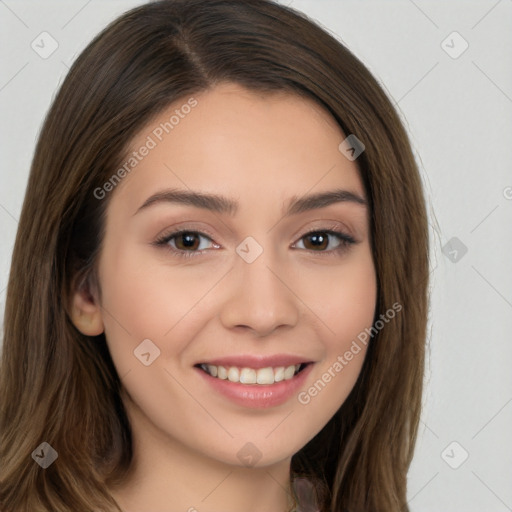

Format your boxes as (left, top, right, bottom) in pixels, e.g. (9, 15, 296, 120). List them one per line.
(195, 358, 314, 408)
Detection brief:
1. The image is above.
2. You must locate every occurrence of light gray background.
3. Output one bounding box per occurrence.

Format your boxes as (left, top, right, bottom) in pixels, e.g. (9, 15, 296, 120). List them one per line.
(1, 1, 511, 510)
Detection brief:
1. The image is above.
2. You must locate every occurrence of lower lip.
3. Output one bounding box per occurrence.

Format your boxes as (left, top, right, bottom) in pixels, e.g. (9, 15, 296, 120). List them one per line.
(195, 364, 314, 409)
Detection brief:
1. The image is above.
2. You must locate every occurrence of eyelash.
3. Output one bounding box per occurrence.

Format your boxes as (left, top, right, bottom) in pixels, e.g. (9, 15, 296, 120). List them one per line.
(153, 227, 357, 259)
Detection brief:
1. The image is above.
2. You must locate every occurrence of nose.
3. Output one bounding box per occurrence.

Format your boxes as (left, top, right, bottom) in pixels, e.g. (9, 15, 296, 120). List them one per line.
(218, 250, 300, 337)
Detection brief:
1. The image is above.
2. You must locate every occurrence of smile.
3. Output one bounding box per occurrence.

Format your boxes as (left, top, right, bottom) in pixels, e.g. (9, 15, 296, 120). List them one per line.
(197, 363, 306, 385)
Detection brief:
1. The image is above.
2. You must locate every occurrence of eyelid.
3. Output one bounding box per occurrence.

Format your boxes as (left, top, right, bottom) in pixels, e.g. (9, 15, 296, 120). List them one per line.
(290, 228, 357, 256)
(293, 221, 355, 240)
(154, 223, 218, 243)
(153, 228, 219, 254)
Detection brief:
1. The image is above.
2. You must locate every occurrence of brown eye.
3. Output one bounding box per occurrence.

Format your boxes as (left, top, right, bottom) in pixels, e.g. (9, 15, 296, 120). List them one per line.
(154, 230, 218, 256)
(303, 232, 329, 251)
(174, 232, 201, 251)
(294, 230, 356, 254)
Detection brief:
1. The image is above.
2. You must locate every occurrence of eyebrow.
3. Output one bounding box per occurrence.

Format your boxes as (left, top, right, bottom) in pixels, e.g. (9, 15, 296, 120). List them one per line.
(134, 187, 367, 217)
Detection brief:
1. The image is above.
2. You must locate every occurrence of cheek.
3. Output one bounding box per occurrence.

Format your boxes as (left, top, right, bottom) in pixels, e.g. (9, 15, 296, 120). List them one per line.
(297, 250, 377, 342)
(294, 252, 376, 414)
(96, 243, 223, 372)
(329, 263, 377, 343)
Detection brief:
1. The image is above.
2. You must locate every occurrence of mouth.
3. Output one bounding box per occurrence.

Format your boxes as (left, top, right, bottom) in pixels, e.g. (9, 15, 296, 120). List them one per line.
(195, 362, 310, 385)
(194, 356, 315, 408)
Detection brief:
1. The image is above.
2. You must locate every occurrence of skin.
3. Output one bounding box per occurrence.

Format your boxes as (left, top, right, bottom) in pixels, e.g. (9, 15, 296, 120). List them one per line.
(71, 82, 377, 512)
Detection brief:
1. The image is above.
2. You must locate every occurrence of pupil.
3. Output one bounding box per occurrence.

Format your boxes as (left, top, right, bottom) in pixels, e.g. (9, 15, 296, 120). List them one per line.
(308, 233, 327, 250)
(180, 233, 198, 249)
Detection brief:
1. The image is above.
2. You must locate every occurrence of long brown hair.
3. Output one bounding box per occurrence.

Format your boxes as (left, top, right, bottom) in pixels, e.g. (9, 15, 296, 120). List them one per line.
(0, 1, 429, 510)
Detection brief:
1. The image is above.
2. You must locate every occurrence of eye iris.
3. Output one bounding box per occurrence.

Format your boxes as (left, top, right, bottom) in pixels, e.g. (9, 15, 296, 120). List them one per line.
(176, 232, 199, 250)
(305, 232, 328, 251)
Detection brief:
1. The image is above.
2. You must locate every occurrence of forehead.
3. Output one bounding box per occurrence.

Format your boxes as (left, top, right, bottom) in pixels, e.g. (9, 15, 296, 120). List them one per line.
(111, 82, 366, 214)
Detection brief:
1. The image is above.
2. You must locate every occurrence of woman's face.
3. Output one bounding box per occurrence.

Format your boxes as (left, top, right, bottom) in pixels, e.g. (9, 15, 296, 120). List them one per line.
(89, 82, 376, 467)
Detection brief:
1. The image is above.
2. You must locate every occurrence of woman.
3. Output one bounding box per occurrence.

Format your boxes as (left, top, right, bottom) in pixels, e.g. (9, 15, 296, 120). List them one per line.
(0, 1, 429, 510)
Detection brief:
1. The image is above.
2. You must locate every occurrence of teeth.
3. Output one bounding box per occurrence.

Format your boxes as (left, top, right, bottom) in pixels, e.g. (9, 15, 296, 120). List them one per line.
(227, 367, 240, 382)
(274, 367, 285, 382)
(256, 367, 274, 385)
(284, 365, 296, 380)
(200, 363, 303, 385)
(240, 368, 257, 384)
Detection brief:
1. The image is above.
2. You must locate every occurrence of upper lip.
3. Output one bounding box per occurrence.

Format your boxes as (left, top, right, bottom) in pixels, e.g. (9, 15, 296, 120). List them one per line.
(196, 354, 313, 369)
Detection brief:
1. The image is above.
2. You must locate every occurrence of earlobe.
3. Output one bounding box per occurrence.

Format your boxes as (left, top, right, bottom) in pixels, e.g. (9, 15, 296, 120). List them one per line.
(69, 276, 104, 336)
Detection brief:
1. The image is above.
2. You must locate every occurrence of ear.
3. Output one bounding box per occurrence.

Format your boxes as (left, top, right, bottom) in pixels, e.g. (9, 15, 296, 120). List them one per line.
(69, 274, 104, 336)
